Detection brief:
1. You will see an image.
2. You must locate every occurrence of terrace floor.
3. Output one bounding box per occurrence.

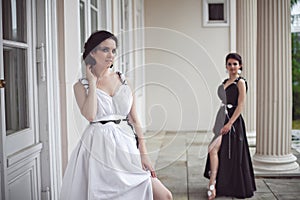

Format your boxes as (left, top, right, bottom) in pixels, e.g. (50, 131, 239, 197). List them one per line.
(145, 131, 300, 200)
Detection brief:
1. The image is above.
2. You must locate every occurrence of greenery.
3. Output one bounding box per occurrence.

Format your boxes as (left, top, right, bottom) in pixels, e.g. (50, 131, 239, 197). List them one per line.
(292, 33, 300, 120)
(292, 0, 298, 7)
(293, 120, 300, 129)
(292, 0, 300, 120)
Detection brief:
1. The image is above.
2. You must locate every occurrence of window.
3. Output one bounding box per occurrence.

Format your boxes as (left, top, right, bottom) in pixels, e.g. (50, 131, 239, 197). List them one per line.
(80, 0, 108, 52)
(134, 0, 145, 96)
(203, 0, 229, 27)
(2, 0, 30, 135)
(209, 3, 224, 20)
(79, 0, 109, 75)
(117, 0, 133, 75)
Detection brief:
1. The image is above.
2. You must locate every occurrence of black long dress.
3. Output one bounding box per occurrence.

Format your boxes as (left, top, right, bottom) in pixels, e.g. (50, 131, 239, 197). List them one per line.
(204, 77, 256, 199)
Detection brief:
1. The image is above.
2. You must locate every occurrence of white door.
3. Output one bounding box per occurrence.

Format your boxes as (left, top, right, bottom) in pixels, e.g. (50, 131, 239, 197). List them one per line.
(0, 0, 42, 199)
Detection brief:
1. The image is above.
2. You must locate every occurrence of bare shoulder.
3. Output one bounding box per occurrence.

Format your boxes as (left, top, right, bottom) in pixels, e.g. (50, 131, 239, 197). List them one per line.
(237, 78, 247, 91)
(74, 80, 84, 90)
(238, 78, 246, 85)
(73, 80, 87, 94)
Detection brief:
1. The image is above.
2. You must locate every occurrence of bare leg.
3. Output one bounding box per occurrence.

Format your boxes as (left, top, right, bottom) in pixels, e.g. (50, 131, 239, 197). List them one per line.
(208, 136, 222, 200)
(151, 177, 173, 200)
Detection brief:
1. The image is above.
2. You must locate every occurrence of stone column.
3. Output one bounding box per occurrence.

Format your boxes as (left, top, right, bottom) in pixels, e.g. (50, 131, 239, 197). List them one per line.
(236, 0, 257, 146)
(253, 0, 299, 174)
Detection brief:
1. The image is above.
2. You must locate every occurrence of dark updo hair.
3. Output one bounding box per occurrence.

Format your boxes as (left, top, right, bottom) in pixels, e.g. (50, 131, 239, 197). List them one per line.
(83, 30, 118, 66)
(225, 53, 243, 71)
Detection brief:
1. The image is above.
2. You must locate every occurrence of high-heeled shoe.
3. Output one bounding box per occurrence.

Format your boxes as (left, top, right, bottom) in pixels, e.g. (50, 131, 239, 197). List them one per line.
(207, 180, 216, 200)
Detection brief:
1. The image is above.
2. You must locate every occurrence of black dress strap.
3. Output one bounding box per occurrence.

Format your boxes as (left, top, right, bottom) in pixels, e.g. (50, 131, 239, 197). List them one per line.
(223, 78, 229, 84)
(235, 77, 248, 92)
(116, 71, 128, 85)
(222, 77, 248, 92)
(78, 72, 128, 90)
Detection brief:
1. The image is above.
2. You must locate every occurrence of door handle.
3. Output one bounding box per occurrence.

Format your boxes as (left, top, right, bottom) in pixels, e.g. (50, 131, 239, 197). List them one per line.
(0, 79, 6, 88)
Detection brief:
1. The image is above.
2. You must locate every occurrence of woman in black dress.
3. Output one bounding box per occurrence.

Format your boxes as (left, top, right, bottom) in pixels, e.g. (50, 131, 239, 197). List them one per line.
(204, 53, 256, 199)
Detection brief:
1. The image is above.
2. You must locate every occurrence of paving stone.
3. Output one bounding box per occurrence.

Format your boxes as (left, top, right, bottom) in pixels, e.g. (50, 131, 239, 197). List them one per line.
(239, 192, 276, 200)
(185, 132, 208, 144)
(157, 162, 188, 193)
(188, 192, 207, 200)
(265, 178, 300, 193)
(188, 168, 204, 181)
(172, 193, 188, 200)
(215, 197, 233, 200)
(149, 131, 300, 200)
(254, 179, 270, 193)
(188, 180, 206, 194)
(275, 193, 300, 200)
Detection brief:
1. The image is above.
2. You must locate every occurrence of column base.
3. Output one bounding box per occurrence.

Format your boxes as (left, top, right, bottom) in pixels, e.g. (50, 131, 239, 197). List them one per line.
(246, 130, 256, 147)
(253, 153, 300, 176)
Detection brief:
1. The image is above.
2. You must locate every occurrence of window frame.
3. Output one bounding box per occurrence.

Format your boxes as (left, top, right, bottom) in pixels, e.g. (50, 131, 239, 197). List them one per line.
(203, 0, 229, 27)
(80, 0, 107, 49)
(79, 0, 110, 75)
(116, 0, 133, 75)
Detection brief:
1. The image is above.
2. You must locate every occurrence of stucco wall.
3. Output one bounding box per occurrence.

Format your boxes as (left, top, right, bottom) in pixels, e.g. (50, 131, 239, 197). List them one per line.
(144, 0, 231, 131)
(57, 0, 87, 164)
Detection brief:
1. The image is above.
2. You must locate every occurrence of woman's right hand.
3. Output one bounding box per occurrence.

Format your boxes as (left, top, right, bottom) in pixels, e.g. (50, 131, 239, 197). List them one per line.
(86, 65, 97, 86)
(220, 122, 232, 135)
(140, 154, 157, 178)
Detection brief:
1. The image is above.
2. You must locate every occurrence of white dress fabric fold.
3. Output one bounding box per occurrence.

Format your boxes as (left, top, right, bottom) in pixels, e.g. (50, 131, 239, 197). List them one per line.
(60, 74, 153, 200)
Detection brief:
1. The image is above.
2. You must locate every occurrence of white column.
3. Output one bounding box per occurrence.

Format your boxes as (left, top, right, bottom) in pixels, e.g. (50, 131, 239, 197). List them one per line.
(236, 0, 257, 146)
(253, 0, 299, 174)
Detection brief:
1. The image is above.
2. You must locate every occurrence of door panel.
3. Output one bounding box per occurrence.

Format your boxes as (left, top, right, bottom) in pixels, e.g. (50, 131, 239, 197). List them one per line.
(3, 42, 35, 156)
(6, 131, 35, 157)
(9, 171, 34, 200)
(8, 157, 39, 200)
(1, 0, 41, 199)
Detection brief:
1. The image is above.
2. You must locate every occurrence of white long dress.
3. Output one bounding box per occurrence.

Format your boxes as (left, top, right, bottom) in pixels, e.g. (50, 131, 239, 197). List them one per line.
(60, 73, 153, 200)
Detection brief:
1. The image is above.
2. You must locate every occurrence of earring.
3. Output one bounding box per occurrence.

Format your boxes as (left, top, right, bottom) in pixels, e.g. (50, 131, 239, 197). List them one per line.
(237, 69, 242, 74)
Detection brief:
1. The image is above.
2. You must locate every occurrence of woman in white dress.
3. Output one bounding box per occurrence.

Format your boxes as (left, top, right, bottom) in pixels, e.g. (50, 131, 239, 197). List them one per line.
(60, 30, 173, 200)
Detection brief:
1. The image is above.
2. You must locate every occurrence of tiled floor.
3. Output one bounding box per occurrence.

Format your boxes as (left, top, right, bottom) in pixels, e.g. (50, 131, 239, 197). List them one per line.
(145, 131, 300, 200)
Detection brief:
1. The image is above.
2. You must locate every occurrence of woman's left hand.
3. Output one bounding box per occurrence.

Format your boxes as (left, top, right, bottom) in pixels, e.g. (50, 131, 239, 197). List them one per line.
(141, 154, 157, 178)
(220, 123, 232, 135)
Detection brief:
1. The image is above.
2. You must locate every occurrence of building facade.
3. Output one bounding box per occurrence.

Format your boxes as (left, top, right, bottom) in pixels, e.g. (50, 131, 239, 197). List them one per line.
(0, 0, 298, 199)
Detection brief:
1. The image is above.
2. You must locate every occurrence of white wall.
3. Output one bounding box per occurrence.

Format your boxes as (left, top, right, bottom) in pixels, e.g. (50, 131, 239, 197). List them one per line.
(144, 0, 231, 131)
(58, 0, 88, 171)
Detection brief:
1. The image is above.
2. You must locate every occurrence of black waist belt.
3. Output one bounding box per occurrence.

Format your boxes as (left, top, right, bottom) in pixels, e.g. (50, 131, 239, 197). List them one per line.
(90, 118, 139, 149)
(90, 118, 128, 125)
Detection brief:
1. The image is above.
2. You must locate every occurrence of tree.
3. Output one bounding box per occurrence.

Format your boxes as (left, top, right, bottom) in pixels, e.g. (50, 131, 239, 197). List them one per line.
(292, 0, 298, 7)
(292, 33, 300, 119)
(291, 0, 300, 120)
